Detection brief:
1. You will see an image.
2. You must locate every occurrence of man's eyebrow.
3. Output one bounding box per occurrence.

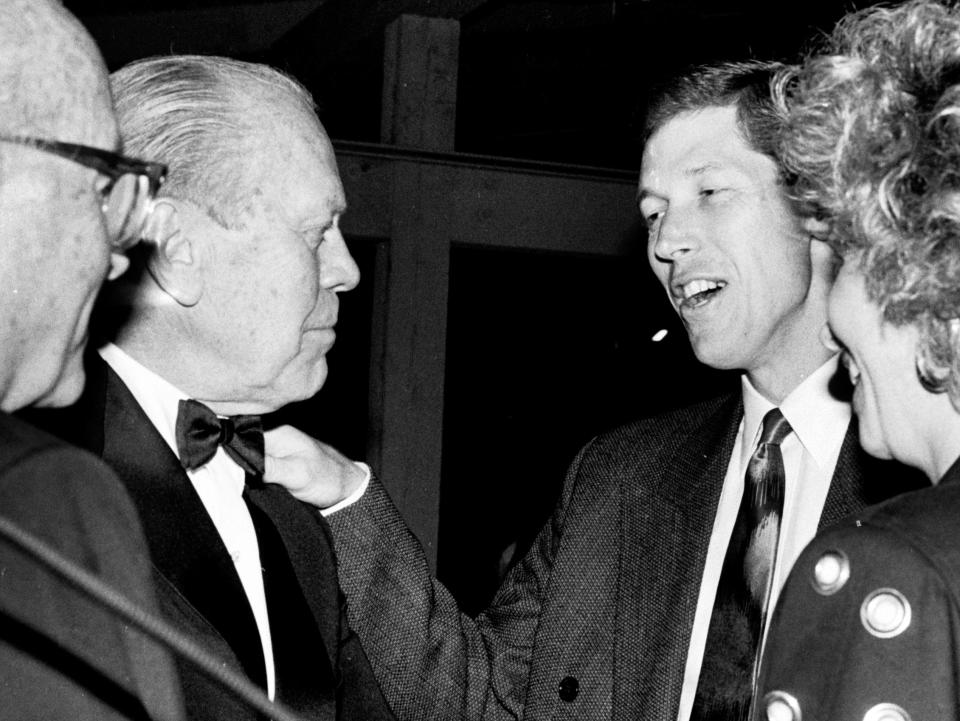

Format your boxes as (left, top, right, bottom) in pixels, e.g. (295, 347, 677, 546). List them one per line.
(685, 161, 724, 177)
(637, 161, 727, 206)
(636, 187, 660, 207)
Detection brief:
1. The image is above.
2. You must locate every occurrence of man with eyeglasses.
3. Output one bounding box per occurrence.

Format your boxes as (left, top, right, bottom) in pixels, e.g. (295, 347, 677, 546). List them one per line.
(29, 54, 396, 721)
(0, 1, 184, 719)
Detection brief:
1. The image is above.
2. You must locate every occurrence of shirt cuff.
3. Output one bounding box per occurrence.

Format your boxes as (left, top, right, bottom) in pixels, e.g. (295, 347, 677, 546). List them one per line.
(319, 462, 371, 516)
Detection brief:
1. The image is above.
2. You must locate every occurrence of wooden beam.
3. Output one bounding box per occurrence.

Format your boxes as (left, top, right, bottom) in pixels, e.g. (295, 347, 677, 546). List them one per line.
(332, 143, 638, 564)
(275, 0, 491, 68)
(381, 15, 460, 150)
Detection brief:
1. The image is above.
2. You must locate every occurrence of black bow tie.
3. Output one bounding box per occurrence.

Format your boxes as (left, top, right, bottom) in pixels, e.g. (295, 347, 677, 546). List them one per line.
(174, 398, 265, 477)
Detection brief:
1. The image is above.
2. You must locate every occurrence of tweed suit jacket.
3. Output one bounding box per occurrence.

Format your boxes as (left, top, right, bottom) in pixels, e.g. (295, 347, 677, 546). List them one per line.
(29, 354, 394, 721)
(326, 391, 927, 721)
(0, 411, 184, 721)
(756, 457, 960, 721)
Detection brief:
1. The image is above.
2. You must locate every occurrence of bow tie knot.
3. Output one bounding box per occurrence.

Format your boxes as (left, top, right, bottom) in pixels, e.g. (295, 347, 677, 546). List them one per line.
(175, 398, 265, 477)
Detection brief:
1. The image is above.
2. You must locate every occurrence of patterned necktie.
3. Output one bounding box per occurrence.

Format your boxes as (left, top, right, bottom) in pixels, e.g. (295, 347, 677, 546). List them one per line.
(174, 398, 265, 477)
(692, 407, 793, 721)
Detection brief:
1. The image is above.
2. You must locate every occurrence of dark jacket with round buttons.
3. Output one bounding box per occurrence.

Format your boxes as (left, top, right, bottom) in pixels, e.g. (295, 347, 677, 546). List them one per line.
(756, 458, 960, 721)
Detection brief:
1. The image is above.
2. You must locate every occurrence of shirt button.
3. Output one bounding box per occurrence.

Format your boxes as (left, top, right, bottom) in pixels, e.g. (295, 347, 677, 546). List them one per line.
(558, 676, 579, 702)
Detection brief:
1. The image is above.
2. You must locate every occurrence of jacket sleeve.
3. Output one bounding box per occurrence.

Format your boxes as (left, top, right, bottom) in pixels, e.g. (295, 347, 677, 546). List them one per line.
(324, 448, 589, 721)
(755, 521, 960, 721)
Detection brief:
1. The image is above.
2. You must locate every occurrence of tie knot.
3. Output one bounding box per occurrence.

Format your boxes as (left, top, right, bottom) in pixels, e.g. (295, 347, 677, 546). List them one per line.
(218, 417, 235, 445)
(758, 407, 792, 447)
(175, 398, 265, 477)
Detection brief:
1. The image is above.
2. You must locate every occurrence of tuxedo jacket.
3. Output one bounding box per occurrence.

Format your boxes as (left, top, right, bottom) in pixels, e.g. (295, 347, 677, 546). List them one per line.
(756, 457, 960, 721)
(29, 355, 394, 721)
(0, 411, 183, 721)
(326, 391, 927, 721)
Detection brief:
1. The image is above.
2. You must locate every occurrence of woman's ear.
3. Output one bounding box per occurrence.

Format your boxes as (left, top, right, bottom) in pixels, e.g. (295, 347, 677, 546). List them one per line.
(142, 200, 203, 307)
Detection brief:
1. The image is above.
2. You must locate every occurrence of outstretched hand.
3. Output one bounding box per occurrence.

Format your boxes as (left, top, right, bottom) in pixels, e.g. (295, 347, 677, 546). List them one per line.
(263, 425, 366, 509)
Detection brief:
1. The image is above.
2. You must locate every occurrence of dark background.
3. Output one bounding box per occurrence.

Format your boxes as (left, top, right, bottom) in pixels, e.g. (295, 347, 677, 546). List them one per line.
(67, 0, 880, 613)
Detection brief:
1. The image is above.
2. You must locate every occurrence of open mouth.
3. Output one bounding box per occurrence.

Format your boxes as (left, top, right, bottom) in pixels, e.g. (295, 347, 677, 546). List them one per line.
(678, 279, 727, 309)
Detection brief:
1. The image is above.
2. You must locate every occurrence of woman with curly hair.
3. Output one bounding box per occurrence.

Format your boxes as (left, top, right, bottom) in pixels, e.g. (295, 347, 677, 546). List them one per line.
(754, 1, 960, 719)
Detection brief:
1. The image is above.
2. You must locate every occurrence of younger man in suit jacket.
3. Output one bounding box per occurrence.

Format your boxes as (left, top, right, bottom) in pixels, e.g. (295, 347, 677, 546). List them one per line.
(266, 61, 928, 721)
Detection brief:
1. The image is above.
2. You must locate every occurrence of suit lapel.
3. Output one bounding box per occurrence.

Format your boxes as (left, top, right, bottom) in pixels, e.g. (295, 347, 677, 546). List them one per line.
(616, 393, 742, 721)
(820, 420, 869, 528)
(98, 360, 268, 689)
(244, 486, 339, 702)
(821, 417, 929, 528)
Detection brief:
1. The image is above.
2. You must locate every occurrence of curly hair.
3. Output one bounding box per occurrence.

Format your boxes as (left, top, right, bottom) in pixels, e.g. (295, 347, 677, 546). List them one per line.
(776, 0, 960, 404)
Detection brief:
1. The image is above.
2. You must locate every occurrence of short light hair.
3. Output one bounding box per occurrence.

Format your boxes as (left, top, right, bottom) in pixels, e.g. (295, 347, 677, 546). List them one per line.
(644, 60, 792, 173)
(778, 0, 960, 404)
(110, 54, 318, 227)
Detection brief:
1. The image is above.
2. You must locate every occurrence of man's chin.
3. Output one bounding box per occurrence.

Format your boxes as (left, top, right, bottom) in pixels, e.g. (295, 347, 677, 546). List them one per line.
(688, 339, 743, 372)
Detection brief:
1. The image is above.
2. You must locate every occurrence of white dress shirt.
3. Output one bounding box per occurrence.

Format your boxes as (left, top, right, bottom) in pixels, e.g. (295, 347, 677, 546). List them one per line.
(676, 355, 850, 721)
(99, 342, 277, 699)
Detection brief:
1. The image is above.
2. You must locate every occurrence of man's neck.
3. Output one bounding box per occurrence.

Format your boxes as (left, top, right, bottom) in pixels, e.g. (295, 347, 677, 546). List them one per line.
(745, 348, 834, 405)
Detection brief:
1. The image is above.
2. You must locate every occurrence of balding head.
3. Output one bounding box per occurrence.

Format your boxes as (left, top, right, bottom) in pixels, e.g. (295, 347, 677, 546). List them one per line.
(0, 0, 122, 411)
(0, 0, 116, 142)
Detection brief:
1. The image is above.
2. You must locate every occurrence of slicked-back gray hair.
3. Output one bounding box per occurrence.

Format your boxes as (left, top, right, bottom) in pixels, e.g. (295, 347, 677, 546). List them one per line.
(111, 55, 318, 227)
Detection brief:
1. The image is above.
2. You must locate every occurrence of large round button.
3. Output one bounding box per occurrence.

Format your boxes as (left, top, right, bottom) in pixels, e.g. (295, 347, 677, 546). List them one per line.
(811, 550, 850, 595)
(862, 702, 912, 721)
(762, 690, 801, 721)
(558, 676, 579, 702)
(860, 588, 911, 638)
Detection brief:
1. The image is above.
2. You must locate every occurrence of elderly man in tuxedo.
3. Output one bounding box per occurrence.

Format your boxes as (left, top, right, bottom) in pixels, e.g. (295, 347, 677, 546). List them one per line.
(30, 54, 394, 721)
(0, 2, 183, 719)
(268, 60, 928, 721)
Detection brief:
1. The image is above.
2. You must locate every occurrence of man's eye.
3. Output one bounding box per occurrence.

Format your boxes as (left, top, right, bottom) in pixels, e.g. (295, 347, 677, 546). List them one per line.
(306, 227, 330, 249)
(640, 203, 663, 228)
(95, 176, 115, 204)
(700, 187, 733, 201)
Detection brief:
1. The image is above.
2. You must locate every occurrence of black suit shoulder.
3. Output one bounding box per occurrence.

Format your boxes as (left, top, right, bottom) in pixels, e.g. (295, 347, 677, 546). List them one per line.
(0, 412, 140, 552)
(0, 412, 183, 721)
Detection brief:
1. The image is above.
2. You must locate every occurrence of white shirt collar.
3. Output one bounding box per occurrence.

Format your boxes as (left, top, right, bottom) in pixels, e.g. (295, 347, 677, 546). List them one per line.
(740, 354, 851, 473)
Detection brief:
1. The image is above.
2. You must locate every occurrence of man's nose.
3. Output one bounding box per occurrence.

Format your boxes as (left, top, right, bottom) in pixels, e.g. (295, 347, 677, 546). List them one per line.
(651, 208, 698, 262)
(319, 227, 360, 292)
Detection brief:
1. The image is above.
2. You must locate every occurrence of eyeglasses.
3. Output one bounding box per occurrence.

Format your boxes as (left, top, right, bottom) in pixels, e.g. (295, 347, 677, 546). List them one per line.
(0, 135, 167, 251)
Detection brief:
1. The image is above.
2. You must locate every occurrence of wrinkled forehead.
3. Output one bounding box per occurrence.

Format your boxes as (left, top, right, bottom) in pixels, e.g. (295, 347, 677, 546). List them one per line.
(243, 110, 346, 219)
(640, 106, 767, 189)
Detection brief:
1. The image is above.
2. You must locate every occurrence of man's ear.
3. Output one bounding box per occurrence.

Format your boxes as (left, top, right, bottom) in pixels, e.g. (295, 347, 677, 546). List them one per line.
(142, 200, 202, 307)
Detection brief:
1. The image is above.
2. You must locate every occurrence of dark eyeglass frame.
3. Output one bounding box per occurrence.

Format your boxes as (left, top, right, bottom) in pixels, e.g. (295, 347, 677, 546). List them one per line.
(0, 134, 167, 194)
